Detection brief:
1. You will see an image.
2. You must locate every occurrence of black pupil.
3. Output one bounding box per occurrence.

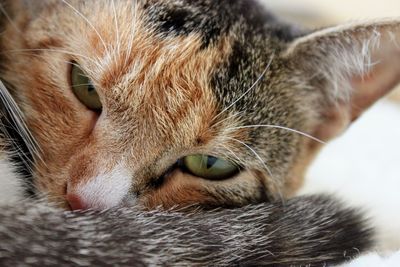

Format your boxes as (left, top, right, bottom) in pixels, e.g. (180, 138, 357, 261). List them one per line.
(88, 83, 95, 92)
(206, 156, 218, 169)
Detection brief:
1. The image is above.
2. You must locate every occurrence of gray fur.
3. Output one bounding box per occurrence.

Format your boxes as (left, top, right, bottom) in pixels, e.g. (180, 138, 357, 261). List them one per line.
(1, 0, 397, 265)
(0, 196, 372, 266)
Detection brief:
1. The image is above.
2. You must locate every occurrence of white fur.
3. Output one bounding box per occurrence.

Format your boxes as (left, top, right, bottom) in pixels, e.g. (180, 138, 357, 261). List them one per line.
(300, 100, 400, 264)
(0, 158, 24, 204)
(75, 164, 133, 209)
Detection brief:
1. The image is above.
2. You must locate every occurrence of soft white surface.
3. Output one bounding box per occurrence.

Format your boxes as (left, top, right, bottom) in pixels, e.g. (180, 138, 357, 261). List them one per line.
(0, 158, 23, 204)
(300, 100, 400, 264)
(341, 251, 400, 267)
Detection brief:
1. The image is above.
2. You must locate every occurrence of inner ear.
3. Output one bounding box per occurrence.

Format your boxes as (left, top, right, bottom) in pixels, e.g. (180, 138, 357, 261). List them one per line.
(350, 44, 400, 121)
(284, 20, 400, 140)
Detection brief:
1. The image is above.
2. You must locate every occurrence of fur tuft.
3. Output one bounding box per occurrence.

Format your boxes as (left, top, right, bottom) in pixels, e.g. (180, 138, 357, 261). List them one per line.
(0, 195, 373, 266)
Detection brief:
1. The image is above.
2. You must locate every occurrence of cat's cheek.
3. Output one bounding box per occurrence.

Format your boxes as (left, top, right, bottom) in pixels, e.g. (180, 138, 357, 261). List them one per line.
(140, 171, 214, 210)
(140, 170, 269, 209)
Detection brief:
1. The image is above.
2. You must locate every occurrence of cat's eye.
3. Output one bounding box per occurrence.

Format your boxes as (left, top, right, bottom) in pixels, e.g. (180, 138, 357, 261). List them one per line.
(71, 63, 102, 111)
(182, 155, 239, 180)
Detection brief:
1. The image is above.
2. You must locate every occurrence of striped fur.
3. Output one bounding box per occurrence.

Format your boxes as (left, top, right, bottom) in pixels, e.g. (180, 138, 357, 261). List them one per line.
(0, 0, 399, 265)
(0, 196, 372, 266)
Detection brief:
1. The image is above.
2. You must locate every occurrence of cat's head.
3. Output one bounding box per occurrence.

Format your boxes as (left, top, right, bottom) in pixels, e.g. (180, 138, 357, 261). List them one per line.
(1, 0, 399, 210)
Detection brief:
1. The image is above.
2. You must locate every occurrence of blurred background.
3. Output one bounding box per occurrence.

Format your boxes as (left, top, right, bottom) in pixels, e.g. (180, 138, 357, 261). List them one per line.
(264, 0, 400, 25)
(261, 0, 400, 251)
(264, 0, 400, 100)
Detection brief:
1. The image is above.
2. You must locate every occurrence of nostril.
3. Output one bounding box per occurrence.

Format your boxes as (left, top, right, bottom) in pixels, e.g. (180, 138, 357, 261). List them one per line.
(66, 194, 87, 211)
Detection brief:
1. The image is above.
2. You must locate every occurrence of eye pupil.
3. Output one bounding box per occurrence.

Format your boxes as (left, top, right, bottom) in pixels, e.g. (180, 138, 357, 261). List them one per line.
(206, 156, 218, 169)
(70, 63, 102, 111)
(183, 155, 239, 180)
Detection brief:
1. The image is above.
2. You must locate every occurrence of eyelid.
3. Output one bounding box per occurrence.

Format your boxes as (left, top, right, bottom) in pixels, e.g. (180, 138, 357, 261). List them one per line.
(179, 155, 241, 181)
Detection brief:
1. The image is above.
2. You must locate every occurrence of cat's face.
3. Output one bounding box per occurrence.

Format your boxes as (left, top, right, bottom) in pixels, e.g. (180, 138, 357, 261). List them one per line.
(1, 0, 399, 210)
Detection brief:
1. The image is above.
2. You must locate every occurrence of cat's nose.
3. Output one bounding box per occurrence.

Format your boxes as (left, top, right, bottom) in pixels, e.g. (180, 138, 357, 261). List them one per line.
(66, 194, 88, 211)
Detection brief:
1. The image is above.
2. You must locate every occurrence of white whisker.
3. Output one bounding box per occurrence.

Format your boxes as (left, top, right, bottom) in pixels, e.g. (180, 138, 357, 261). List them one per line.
(0, 81, 54, 192)
(212, 54, 275, 122)
(124, 2, 138, 67)
(112, 0, 121, 57)
(0, 80, 48, 173)
(225, 136, 283, 200)
(225, 137, 274, 180)
(4, 53, 80, 69)
(61, 0, 108, 53)
(211, 111, 245, 129)
(0, 3, 22, 35)
(3, 48, 100, 66)
(228, 125, 325, 144)
(218, 144, 245, 166)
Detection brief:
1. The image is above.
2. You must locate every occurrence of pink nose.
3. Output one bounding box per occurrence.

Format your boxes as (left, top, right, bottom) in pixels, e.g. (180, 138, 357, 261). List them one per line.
(66, 194, 88, 211)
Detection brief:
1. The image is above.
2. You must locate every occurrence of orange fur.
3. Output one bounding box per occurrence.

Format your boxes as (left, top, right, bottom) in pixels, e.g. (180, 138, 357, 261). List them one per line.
(2, 1, 399, 210)
(1, 1, 261, 208)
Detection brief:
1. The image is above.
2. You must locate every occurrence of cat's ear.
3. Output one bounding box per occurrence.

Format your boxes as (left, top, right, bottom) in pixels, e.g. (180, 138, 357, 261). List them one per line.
(284, 20, 400, 140)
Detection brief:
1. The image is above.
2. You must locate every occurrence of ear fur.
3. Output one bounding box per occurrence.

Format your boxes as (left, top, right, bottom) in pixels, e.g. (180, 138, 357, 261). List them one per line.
(284, 19, 400, 140)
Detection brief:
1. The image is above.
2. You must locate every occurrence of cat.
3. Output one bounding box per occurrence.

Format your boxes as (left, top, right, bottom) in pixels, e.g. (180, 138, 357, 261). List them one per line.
(0, 0, 399, 265)
(0, 74, 374, 267)
(0, 0, 398, 211)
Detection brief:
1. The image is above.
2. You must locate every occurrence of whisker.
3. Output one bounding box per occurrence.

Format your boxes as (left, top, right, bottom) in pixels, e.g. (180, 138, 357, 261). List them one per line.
(111, 0, 121, 57)
(0, 80, 42, 158)
(227, 125, 325, 144)
(211, 111, 245, 129)
(0, 3, 22, 35)
(212, 53, 275, 122)
(3, 48, 100, 66)
(72, 83, 94, 87)
(225, 137, 274, 180)
(1, 118, 53, 197)
(3, 53, 101, 88)
(0, 80, 53, 180)
(225, 136, 283, 200)
(61, 0, 109, 53)
(127, 2, 137, 63)
(218, 143, 246, 167)
(2, 52, 78, 67)
(2, 138, 35, 172)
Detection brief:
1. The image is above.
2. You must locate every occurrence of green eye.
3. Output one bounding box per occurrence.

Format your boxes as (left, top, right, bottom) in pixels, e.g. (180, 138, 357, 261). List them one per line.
(71, 63, 102, 111)
(183, 155, 239, 180)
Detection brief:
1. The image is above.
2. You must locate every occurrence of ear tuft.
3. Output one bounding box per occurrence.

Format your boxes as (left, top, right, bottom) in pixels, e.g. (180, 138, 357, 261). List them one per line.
(284, 20, 400, 139)
(285, 20, 400, 103)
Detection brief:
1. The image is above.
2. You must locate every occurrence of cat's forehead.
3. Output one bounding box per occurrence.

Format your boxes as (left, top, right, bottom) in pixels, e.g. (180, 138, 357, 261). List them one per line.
(30, 0, 293, 66)
(142, 0, 274, 48)
(55, 0, 287, 100)
(21, 0, 302, 152)
(22, 0, 303, 155)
